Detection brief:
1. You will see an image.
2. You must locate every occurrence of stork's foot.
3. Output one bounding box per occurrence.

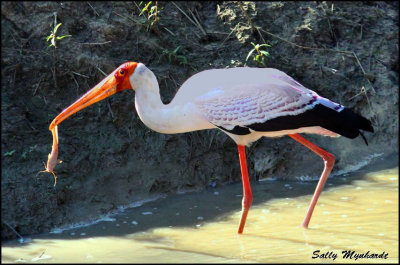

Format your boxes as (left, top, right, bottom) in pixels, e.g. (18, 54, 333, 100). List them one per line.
(301, 222, 309, 229)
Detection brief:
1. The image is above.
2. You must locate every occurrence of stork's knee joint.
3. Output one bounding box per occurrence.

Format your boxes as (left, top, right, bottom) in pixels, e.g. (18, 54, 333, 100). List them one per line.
(324, 153, 336, 166)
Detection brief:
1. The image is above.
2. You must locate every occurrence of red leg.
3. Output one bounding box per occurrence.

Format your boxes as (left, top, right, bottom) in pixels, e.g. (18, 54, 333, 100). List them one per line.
(288, 133, 335, 228)
(237, 145, 253, 234)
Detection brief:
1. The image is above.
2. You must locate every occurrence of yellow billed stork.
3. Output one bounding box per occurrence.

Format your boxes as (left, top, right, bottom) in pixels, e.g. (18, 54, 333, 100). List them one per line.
(46, 62, 374, 234)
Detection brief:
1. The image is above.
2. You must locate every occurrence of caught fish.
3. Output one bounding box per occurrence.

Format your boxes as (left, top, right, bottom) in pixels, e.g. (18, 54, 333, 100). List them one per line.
(40, 64, 124, 186)
(40, 125, 61, 186)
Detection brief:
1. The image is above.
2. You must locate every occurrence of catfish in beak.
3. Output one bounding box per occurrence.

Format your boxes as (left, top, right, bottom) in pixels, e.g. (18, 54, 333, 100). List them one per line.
(41, 62, 137, 185)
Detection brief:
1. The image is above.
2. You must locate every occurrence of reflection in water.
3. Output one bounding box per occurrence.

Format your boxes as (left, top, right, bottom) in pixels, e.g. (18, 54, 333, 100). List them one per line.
(2, 159, 398, 263)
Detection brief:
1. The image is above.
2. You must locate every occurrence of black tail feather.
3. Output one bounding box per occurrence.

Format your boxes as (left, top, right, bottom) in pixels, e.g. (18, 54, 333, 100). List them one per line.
(340, 108, 374, 133)
(320, 107, 374, 145)
(246, 105, 374, 145)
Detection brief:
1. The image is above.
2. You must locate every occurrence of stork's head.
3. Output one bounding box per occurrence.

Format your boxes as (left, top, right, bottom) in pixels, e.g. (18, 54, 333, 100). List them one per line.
(49, 62, 139, 130)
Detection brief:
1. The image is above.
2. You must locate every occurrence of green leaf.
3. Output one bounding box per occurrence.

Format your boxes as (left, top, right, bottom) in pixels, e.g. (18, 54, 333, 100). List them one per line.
(259, 44, 271, 47)
(140, 1, 152, 16)
(46, 35, 52, 42)
(260, 50, 269, 56)
(56, 35, 72, 40)
(246, 49, 255, 61)
(53, 23, 62, 34)
(177, 55, 187, 64)
(29, 144, 38, 152)
(4, 150, 16, 157)
(173, 46, 181, 54)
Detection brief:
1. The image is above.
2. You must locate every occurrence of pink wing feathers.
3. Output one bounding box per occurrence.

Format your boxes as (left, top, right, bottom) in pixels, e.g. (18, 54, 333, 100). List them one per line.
(195, 83, 318, 130)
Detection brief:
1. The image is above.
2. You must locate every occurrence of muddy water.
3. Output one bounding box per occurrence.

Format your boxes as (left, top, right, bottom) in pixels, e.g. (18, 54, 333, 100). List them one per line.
(2, 155, 398, 263)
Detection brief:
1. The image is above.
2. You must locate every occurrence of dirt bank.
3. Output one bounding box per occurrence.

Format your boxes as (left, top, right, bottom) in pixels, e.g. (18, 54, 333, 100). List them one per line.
(1, 1, 398, 240)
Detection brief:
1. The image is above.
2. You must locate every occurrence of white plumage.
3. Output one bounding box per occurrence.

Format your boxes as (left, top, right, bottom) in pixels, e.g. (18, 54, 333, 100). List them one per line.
(132, 64, 344, 146)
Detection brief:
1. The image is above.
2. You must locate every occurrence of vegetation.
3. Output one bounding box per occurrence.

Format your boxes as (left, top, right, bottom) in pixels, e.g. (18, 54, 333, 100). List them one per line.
(161, 46, 188, 66)
(246, 42, 271, 66)
(137, 1, 161, 32)
(21, 145, 38, 160)
(46, 23, 71, 48)
(4, 150, 16, 157)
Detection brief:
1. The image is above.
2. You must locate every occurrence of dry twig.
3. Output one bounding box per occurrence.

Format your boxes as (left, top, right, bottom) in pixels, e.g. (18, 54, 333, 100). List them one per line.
(171, 2, 205, 37)
(72, 71, 89, 78)
(107, 100, 115, 119)
(216, 26, 236, 51)
(87, 1, 99, 16)
(163, 27, 176, 36)
(80, 41, 112, 45)
(112, 11, 142, 26)
(236, 3, 270, 50)
(95, 65, 107, 76)
(237, 2, 256, 33)
(33, 75, 45, 96)
(188, 8, 207, 36)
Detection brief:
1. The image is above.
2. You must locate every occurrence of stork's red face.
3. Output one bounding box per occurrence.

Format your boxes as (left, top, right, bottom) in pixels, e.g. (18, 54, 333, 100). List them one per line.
(49, 62, 138, 130)
(114, 62, 137, 92)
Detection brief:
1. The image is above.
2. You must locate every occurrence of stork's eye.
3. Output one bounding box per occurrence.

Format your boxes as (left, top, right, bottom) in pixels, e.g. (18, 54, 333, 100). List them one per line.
(115, 67, 128, 82)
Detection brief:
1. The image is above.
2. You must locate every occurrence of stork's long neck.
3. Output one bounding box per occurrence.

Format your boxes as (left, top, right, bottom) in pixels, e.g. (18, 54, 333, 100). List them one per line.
(132, 65, 212, 134)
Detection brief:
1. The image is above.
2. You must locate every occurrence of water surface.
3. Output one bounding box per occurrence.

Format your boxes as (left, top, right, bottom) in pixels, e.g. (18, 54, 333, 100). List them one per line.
(2, 155, 398, 263)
